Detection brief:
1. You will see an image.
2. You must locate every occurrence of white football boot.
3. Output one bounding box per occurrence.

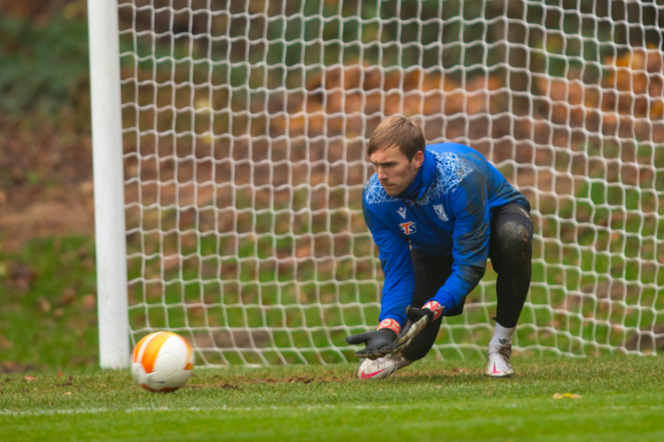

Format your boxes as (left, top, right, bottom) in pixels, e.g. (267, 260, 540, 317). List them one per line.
(485, 342, 514, 378)
(354, 354, 413, 380)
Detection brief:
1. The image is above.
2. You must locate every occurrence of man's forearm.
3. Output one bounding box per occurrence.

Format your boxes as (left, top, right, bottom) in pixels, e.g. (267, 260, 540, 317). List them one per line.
(432, 263, 485, 312)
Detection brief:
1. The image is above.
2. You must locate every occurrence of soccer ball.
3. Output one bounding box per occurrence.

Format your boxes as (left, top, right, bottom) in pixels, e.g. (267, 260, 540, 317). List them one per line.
(131, 331, 195, 392)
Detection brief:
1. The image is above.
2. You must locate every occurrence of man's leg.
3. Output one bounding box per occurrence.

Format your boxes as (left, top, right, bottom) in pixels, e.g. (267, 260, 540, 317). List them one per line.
(355, 250, 453, 379)
(400, 250, 454, 361)
(486, 203, 533, 377)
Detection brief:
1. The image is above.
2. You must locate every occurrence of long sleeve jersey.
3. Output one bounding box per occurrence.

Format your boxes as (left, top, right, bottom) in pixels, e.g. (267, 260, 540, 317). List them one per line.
(362, 143, 530, 326)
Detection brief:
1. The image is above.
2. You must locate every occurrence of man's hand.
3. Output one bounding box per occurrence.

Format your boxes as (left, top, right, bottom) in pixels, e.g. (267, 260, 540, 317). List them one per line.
(386, 301, 444, 355)
(346, 329, 396, 360)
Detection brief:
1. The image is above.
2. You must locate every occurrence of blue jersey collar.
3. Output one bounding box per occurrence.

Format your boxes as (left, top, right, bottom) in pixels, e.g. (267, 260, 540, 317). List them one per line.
(399, 149, 436, 200)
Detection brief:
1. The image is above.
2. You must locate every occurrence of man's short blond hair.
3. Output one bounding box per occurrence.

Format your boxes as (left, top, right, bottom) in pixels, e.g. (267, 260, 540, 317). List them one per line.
(367, 115, 425, 160)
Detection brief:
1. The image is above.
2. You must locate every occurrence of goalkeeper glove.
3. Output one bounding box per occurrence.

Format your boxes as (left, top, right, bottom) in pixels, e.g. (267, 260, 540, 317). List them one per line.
(385, 301, 444, 355)
(346, 319, 400, 360)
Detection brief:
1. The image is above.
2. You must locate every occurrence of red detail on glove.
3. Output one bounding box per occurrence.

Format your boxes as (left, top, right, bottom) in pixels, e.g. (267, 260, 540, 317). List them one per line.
(423, 301, 444, 321)
(378, 318, 401, 335)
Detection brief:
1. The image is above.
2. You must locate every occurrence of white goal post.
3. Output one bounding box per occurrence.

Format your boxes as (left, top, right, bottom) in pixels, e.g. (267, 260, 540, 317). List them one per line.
(88, 0, 129, 369)
(90, 0, 664, 368)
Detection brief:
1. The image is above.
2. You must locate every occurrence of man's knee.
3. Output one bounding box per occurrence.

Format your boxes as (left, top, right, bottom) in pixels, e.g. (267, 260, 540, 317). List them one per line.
(495, 219, 532, 258)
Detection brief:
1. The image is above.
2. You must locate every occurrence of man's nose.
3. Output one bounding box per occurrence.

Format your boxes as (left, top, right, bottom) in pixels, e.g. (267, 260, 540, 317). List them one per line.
(376, 167, 387, 179)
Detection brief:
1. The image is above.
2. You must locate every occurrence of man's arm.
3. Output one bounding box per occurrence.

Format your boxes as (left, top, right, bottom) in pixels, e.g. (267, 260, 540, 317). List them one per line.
(383, 169, 490, 356)
(345, 198, 414, 358)
(432, 169, 490, 311)
(363, 201, 414, 328)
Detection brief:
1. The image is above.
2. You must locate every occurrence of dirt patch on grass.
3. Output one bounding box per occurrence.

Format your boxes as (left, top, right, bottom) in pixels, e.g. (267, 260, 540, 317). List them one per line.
(1, 362, 37, 374)
(191, 372, 351, 390)
(186, 367, 476, 389)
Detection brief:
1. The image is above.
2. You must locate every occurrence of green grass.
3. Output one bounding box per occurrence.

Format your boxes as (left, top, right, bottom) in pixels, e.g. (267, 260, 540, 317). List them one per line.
(0, 236, 99, 370)
(1, 357, 663, 441)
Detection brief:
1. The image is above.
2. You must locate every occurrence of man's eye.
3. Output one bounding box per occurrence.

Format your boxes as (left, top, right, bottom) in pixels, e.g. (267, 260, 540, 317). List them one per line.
(372, 163, 393, 170)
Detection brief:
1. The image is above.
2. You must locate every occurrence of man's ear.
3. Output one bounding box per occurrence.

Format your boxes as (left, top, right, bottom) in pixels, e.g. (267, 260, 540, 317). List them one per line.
(413, 150, 425, 169)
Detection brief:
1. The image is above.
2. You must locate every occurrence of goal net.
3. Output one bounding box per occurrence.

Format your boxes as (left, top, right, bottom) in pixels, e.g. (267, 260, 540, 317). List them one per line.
(115, 0, 664, 365)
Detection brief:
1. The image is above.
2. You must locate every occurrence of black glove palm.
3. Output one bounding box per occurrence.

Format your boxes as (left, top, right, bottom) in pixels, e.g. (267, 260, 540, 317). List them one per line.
(345, 329, 397, 360)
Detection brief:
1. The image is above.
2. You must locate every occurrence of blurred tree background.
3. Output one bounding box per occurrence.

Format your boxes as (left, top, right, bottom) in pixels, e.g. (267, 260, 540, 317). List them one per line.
(0, 0, 662, 369)
(0, 0, 98, 371)
(0, 0, 92, 249)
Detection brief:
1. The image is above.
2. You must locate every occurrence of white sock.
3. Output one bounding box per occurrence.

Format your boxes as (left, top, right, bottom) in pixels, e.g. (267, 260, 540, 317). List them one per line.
(489, 322, 516, 349)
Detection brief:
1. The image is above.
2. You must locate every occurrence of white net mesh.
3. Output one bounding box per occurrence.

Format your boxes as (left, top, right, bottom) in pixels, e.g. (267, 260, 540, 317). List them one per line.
(118, 0, 664, 365)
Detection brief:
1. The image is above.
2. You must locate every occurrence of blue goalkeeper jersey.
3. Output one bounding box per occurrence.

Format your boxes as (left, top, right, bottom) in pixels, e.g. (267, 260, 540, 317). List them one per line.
(362, 143, 530, 326)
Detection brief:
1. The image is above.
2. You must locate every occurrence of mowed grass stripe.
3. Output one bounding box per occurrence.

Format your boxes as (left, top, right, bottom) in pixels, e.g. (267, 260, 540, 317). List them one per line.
(2, 401, 664, 415)
(1, 398, 663, 442)
(0, 357, 662, 441)
(0, 403, 408, 416)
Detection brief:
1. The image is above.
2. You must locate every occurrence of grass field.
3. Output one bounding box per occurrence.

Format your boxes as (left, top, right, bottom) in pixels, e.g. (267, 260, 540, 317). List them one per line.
(2, 236, 664, 441)
(1, 356, 663, 442)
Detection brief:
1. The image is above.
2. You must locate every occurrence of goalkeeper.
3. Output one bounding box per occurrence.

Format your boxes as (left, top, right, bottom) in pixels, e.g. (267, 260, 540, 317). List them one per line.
(346, 115, 533, 379)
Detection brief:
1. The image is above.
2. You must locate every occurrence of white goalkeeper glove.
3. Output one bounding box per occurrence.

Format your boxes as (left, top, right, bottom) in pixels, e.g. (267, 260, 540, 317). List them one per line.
(385, 301, 444, 355)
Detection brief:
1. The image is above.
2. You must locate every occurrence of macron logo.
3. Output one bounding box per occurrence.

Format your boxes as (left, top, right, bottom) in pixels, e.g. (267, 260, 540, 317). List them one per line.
(397, 207, 407, 219)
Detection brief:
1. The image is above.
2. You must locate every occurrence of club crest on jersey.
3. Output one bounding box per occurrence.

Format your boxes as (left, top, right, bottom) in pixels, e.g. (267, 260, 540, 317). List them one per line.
(399, 221, 417, 235)
(396, 207, 407, 219)
(433, 204, 448, 221)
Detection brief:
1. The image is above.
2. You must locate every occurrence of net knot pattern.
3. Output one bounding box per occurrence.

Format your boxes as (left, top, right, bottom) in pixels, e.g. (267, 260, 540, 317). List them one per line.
(117, 0, 664, 364)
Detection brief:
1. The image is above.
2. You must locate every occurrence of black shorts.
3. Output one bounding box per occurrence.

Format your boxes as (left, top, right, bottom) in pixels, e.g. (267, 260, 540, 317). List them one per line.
(409, 202, 533, 316)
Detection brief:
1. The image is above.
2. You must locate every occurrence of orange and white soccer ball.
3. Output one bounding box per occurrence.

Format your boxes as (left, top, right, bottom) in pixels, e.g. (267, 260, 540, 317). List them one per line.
(131, 331, 195, 392)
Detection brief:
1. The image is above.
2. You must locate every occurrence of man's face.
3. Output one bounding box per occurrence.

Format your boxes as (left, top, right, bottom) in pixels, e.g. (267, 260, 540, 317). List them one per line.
(369, 146, 424, 196)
